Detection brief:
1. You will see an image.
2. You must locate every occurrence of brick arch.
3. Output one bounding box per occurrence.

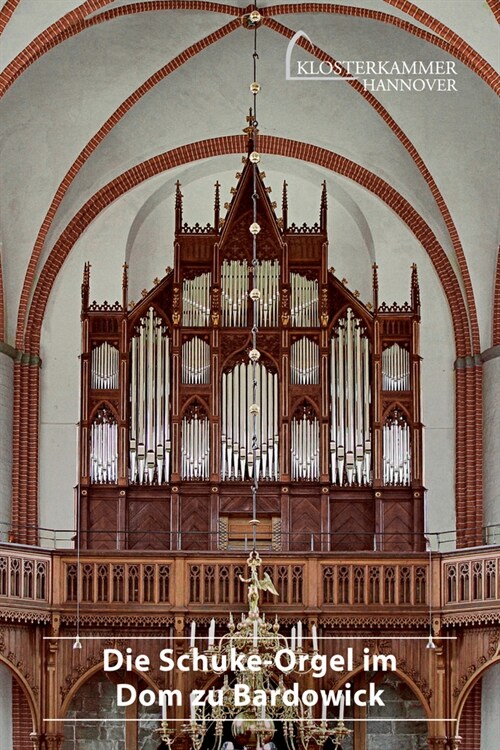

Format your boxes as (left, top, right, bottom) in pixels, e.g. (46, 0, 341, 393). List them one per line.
(0, 655, 40, 736)
(24, 136, 471, 358)
(493, 246, 500, 347)
(1, 1, 497, 102)
(383, 0, 499, 91)
(454, 655, 500, 733)
(60, 660, 162, 718)
(0, 0, 21, 36)
(486, 0, 500, 23)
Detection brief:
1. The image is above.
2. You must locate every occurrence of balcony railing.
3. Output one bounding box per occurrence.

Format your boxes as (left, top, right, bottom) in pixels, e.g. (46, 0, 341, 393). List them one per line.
(442, 548, 499, 605)
(2, 520, 499, 551)
(0, 547, 51, 603)
(0, 544, 499, 618)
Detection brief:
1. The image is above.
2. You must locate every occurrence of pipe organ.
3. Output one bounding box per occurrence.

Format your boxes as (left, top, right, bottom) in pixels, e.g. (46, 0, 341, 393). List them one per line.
(79, 156, 424, 552)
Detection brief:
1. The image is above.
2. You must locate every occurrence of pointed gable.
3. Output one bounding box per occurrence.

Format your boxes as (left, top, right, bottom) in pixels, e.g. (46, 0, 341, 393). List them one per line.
(218, 157, 284, 261)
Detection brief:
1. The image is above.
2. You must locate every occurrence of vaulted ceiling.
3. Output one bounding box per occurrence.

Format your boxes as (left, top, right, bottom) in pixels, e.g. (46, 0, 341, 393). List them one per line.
(0, 0, 498, 356)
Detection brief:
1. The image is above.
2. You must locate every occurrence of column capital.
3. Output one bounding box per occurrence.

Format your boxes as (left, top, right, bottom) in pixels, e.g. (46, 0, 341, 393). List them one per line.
(427, 738, 448, 750)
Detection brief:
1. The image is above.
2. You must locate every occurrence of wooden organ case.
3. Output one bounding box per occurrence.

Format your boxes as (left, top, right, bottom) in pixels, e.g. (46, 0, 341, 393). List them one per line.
(78, 157, 424, 553)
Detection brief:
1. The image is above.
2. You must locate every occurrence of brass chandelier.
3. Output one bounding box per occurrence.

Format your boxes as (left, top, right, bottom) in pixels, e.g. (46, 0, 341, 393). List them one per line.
(156, 551, 351, 750)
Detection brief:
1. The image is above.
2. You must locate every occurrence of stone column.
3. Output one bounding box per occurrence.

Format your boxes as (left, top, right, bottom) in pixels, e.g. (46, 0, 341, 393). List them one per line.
(482, 346, 500, 543)
(0, 348, 14, 538)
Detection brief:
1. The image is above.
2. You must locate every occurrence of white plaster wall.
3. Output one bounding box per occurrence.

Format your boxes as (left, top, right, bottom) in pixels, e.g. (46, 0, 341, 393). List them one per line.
(0, 662, 13, 750)
(481, 662, 500, 750)
(483, 354, 500, 545)
(0, 352, 14, 537)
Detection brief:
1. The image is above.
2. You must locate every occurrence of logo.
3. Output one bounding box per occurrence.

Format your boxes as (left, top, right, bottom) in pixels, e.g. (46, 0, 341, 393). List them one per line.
(286, 30, 458, 92)
(285, 30, 356, 81)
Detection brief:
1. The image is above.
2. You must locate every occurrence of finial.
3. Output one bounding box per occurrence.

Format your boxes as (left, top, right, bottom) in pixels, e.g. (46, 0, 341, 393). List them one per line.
(243, 108, 258, 154)
(81, 262, 91, 312)
(372, 263, 379, 311)
(175, 180, 183, 233)
(282, 181, 288, 232)
(214, 181, 220, 233)
(122, 262, 128, 309)
(411, 263, 420, 313)
(320, 180, 327, 232)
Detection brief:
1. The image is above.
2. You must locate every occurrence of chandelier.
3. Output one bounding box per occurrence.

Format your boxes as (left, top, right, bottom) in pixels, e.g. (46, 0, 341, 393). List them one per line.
(156, 550, 351, 750)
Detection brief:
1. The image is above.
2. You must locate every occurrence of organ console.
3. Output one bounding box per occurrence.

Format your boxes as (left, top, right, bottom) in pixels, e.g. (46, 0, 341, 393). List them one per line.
(78, 150, 424, 553)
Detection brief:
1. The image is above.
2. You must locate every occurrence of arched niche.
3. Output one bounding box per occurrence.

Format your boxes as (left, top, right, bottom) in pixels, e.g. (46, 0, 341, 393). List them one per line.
(61, 664, 163, 750)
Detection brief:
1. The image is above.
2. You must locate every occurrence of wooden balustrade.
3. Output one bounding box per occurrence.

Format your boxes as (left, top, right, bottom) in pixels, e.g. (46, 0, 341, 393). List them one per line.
(0, 544, 499, 616)
(321, 561, 427, 607)
(442, 549, 499, 606)
(0, 547, 50, 602)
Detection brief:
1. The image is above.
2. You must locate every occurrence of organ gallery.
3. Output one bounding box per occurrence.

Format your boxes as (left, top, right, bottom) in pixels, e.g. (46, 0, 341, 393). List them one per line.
(78, 151, 424, 554)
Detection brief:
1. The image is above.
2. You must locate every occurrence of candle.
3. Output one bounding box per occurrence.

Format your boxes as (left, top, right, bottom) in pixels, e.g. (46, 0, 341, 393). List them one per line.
(297, 620, 303, 649)
(339, 693, 345, 722)
(253, 620, 258, 648)
(290, 626, 296, 651)
(190, 692, 195, 721)
(162, 696, 168, 722)
(321, 699, 326, 723)
(208, 618, 215, 647)
(190, 621, 196, 648)
(312, 624, 318, 652)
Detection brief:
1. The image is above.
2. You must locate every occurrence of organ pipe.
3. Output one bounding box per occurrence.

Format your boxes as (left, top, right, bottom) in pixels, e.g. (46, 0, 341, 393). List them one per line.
(290, 337, 319, 384)
(291, 411, 320, 481)
(254, 260, 280, 327)
(90, 407, 118, 483)
(182, 336, 210, 384)
(383, 409, 411, 485)
(330, 308, 371, 486)
(382, 343, 410, 390)
(290, 272, 319, 327)
(91, 342, 119, 389)
(221, 260, 249, 327)
(181, 411, 210, 480)
(221, 361, 279, 481)
(129, 307, 171, 484)
(182, 272, 211, 327)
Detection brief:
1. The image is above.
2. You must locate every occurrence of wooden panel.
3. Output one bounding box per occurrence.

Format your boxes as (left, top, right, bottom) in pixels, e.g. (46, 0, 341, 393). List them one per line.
(220, 491, 281, 514)
(381, 499, 414, 552)
(330, 497, 374, 551)
(289, 495, 321, 551)
(127, 499, 170, 550)
(87, 496, 119, 550)
(180, 495, 211, 550)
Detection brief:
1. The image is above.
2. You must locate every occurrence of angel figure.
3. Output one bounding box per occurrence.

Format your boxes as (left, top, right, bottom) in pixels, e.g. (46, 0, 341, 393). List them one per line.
(239, 552, 279, 614)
